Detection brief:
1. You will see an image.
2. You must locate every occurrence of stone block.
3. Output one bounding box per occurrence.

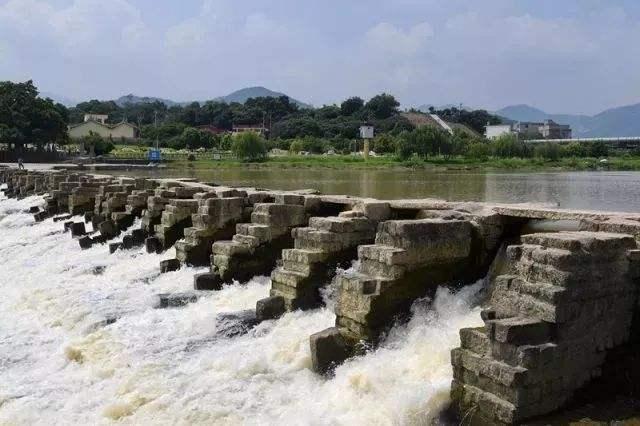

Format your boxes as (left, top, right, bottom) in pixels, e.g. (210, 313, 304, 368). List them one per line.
(70, 222, 86, 237)
(194, 272, 223, 291)
(256, 296, 286, 321)
(160, 258, 181, 273)
(310, 327, 355, 375)
(156, 292, 199, 309)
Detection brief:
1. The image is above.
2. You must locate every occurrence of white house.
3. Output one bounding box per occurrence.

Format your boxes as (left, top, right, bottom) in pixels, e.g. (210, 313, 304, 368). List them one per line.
(68, 116, 138, 140)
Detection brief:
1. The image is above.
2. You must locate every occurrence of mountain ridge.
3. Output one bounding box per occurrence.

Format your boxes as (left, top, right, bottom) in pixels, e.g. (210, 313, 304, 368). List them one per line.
(496, 103, 640, 138)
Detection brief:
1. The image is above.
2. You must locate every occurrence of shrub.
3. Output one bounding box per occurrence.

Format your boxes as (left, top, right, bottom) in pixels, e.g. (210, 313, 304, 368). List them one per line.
(231, 132, 267, 162)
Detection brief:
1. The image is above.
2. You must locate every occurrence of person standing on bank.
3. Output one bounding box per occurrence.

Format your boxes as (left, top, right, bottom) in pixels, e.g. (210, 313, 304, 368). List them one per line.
(17, 158, 24, 170)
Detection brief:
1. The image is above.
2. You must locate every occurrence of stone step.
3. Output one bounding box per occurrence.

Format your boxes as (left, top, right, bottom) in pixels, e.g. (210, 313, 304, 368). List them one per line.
(459, 327, 489, 356)
(271, 267, 308, 287)
(232, 234, 261, 248)
(358, 244, 408, 265)
(236, 223, 271, 241)
(451, 381, 517, 425)
(281, 248, 328, 264)
(451, 347, 529, 388)
(212, 240, 250, 256)
(308, 216, 374, 233)
(521, 231, 636, 254)
(486, 317, 551, 346)
(281, 260, 312, 275)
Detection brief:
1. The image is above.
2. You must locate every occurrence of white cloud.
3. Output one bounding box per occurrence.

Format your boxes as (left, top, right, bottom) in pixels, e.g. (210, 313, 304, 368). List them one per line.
(365, 22, 433, 56)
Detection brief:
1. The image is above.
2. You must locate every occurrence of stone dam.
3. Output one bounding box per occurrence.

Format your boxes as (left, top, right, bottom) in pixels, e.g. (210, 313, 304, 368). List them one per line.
(2, 166, 640, 424)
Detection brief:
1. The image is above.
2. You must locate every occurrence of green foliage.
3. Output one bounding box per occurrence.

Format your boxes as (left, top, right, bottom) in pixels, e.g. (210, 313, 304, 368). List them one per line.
(588, 141, 609, 157)
(181, 128, 217, 150)
(81, 131, 114, 155)
(220, 133, 233, 151)
(289, 140, 303, 154)
(364, 93, 400, 119)
(533, 143, 561, 160)
(0, 80, 68, 151)
(340, 97, 364, 116)
(231, 132, 267, 162)
(431, 106, 502, 134)
(301, 136, 327, 154)
(467, 142, 490, 160)
(490, 133, 529, 158)
(372, 134, 396, 154)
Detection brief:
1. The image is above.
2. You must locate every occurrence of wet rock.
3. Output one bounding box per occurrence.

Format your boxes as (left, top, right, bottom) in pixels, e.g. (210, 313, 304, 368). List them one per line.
(256, 296, 285, 321)
(145, 236, 162, 254)
(131, 229, 147, 245)
(98, 220, 118, 239)
(33, 211, 48, 222)
(160, 258, 181, 273)
(53, 214, 73, 222)
(215, 310, 260, 338)
(193, 272, 223, 291)
(310, 327, 355, 376)
(78, 236, 94, 250)
(92, 265, 106, 275)
(28, 206, 39, 213)
(83, 211, 94, 223)
(70, 222, 86, 237)
(122, 235, 134, 249)
(156, 292, 199, 308)
(109, 242, 123, 254)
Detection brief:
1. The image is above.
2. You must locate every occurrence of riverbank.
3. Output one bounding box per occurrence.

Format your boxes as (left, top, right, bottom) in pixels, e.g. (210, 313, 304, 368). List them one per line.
(165, 154, 640, 171)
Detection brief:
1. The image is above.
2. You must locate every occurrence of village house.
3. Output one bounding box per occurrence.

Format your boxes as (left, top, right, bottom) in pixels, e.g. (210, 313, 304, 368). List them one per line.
(68, 115, 139, 140)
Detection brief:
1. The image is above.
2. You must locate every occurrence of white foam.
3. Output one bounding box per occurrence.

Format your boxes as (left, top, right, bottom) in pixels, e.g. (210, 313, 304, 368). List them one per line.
(0, 195, 483, 425)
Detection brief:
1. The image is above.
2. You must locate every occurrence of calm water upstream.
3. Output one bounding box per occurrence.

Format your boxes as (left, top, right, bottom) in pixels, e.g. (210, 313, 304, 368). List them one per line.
(117, 168, 640, 213)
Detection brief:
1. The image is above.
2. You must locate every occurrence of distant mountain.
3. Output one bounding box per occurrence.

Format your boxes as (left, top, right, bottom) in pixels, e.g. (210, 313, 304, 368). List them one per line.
(217, 86, 311, 108)
(109, 87, 311, 109)
(496, 103, 640, 138)
(114, 94, 179, 107)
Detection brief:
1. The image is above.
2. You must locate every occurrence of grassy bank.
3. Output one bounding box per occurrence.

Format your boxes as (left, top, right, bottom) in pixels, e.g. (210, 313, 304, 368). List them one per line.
(163, 154, 640, 171)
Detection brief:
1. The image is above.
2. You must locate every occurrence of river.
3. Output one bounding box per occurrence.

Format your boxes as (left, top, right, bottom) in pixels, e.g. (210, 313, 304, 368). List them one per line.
(1, 169, 638, 424)
(116, 168, 640, 212)
(0, 188, 483, 425)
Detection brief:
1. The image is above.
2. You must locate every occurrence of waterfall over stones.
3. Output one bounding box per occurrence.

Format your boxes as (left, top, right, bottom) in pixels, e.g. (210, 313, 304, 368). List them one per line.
(2, 165, 640, 424)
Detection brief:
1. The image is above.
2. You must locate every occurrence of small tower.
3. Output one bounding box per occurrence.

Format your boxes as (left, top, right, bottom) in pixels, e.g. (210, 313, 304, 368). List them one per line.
(359, 124, 374, 160)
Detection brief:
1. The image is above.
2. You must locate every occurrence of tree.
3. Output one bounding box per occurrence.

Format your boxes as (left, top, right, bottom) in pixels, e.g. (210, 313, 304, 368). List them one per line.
(231, 132, 267, 161)
(0, 80, 68, 152)
(340, 97, 364, 116)
(364, 93, 400, 119)
(372, 134, 397, 154)
(289, 140, 303, 154)
(81, 131, 114, 156)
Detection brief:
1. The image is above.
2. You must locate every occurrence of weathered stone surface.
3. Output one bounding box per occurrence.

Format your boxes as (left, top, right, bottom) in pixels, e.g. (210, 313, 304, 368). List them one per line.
(194, 272, 223, 291)
(156, 292, 199, 309)
(310, 327, 355, 376)
(70, 222, 86, 237)
(452, 231, 640, 424)
(145, 236, 162, 254)
(160, 258, 181, 273)
(256, 296, 285, 321)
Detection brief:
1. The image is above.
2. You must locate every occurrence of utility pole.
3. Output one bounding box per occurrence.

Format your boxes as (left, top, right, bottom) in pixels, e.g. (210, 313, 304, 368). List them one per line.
(154, 111, 159, 151)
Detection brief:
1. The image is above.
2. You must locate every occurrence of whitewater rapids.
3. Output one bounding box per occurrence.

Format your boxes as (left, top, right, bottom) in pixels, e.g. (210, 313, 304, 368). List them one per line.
(0, 191, 483, 425)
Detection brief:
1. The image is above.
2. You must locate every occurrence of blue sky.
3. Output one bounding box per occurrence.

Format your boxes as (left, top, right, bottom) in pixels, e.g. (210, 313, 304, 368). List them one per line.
(1, 0, 639, 114)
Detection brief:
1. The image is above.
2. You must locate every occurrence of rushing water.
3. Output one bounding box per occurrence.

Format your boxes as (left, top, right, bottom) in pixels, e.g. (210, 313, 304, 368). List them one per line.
(0, 190, 484, 425)
(116, 168, 640, 213)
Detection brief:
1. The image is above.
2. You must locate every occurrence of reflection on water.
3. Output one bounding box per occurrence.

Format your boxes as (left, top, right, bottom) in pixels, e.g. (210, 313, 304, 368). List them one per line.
(117, 167, 640, 212)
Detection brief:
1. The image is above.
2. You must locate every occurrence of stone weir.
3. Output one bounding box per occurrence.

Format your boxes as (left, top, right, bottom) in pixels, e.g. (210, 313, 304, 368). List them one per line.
(5, 167, 640, 424)
(200, 192, 351, 293)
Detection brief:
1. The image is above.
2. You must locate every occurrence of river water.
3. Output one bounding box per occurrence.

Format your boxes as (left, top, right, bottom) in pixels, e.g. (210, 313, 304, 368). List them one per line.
(0, 188, 484, 425)
(118, 168, 640, 212)
(2, 169, 637, 424)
